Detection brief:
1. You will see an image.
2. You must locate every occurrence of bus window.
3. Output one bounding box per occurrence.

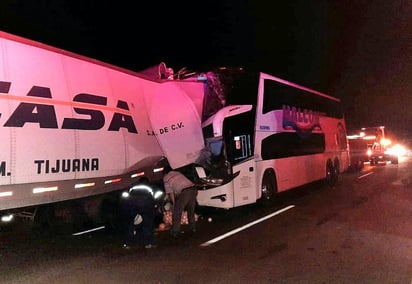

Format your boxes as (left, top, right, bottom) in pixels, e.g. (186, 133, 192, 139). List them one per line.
(232, 134, 252, 162)
(198, 137, 228, 179)
(209, 139, 223, 156)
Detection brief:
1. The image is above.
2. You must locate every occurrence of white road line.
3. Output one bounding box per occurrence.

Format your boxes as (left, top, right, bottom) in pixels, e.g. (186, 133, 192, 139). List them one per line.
(358, 172, 374, 179)
(72, 225, 105, 236)
(200, 205, 295, 247)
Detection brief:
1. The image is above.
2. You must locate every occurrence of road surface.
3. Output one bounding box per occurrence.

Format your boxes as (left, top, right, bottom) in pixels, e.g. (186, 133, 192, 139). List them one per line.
(1, 158, 412, 283)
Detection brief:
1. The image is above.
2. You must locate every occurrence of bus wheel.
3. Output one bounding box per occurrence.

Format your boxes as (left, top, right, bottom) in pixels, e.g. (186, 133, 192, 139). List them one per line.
(326, 160, 338, 187)
(333, 158, 340, 175)
(260, 169, 277, 206)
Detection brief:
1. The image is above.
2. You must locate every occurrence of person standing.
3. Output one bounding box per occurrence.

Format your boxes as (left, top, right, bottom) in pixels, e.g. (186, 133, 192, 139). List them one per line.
(163, 167, 198, 237)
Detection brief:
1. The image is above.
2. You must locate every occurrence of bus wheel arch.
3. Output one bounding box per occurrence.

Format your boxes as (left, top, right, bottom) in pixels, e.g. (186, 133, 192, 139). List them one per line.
(326, 159, 338, 187)
(260, 168, 278, 205)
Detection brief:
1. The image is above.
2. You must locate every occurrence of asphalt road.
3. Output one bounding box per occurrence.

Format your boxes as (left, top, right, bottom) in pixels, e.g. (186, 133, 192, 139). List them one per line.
(1, 157, 412, 283)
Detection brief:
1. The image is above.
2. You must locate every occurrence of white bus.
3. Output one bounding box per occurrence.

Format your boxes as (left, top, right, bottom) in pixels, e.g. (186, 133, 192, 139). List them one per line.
(195, 68, 350, 209)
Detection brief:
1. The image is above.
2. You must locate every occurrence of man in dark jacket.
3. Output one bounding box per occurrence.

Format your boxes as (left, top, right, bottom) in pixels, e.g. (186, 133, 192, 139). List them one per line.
(120, 185, 156, 249)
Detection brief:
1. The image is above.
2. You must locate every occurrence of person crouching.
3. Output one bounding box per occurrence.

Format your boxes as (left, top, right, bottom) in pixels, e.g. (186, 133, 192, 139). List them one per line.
(162, 166, 198, 237)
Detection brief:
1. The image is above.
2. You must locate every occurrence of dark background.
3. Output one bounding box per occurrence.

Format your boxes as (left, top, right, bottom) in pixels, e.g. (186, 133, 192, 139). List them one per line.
(0, 0, 411, 139)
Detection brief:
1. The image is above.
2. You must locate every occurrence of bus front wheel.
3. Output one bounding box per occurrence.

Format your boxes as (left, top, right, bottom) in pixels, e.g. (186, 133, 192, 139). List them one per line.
(260, 169, 277, 206)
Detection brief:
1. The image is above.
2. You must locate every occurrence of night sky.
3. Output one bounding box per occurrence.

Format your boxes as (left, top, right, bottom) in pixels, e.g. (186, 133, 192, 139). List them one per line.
(1, 0, 411, 139)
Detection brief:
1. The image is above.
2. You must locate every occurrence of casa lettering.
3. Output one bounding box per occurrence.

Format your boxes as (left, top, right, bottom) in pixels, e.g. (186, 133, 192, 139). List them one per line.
(0, 82, 137, 133)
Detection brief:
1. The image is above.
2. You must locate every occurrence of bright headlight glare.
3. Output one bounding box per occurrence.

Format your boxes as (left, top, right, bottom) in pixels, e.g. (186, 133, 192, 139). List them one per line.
(386, 144, 406, 157)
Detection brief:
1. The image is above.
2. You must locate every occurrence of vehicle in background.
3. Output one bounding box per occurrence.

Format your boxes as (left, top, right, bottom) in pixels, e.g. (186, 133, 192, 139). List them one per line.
(347, 137, 368, 171)
(347, 126, 399, 171)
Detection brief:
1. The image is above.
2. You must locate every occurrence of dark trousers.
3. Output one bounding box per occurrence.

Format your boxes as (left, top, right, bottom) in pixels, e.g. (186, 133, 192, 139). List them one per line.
(171, 188, 198, 233)
(136, 210, 155, 246)
(124, 210, 155, 246)
(120, 192, 156, 247)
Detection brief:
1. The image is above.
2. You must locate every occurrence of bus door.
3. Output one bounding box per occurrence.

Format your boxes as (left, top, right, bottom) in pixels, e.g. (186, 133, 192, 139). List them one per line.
(227, 133, 257, 207)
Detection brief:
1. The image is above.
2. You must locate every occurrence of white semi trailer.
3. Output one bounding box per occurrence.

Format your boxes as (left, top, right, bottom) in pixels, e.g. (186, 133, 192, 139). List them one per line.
(0, 31, 205, 230)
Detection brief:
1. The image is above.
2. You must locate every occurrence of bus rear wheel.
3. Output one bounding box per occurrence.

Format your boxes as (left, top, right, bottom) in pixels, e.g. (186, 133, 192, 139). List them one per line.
(260, 169, 277, 206)
(326, 160, 338, 187)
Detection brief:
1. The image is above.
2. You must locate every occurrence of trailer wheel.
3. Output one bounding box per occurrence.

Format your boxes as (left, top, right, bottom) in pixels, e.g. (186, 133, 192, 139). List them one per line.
(326, 160, 338, 187)
(100, 197, 122, 233)
(260, 169, 277, 206)
(32, 205, 57, 235)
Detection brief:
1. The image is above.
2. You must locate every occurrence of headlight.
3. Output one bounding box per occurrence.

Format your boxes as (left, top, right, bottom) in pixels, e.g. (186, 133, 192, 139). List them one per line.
(385, 144, 406, 157)
(1, 213, 14, 223)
